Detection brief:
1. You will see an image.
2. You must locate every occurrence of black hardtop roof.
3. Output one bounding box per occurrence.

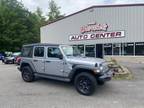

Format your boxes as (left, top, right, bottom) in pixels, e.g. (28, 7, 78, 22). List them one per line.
(23, 43, 60, 47)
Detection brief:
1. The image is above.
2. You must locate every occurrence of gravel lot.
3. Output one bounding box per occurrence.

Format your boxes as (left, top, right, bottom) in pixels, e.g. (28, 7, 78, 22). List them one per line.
(0, 61, 144, 108)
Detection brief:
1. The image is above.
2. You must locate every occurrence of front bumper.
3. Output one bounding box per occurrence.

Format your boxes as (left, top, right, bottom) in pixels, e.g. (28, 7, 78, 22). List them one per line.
(98, 69, 113, 82)
(5, 59, 14, 63)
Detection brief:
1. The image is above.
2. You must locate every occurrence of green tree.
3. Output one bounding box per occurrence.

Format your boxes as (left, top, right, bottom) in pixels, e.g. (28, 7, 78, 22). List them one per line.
(35, 7, 46, 26)
(47, 0, 64, 22)
(0, 0, 45, 52)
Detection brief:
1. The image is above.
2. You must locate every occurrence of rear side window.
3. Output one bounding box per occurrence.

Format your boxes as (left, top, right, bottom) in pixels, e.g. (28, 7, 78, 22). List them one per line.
(34, 47, 44, 57)
(22, 46, 33, 57)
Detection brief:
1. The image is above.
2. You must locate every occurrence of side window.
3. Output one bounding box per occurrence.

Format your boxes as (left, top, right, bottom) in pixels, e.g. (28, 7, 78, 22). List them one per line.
(34, 47, 44, 57)
(22, 46, 33, 57)
(48, 47, 61, 58)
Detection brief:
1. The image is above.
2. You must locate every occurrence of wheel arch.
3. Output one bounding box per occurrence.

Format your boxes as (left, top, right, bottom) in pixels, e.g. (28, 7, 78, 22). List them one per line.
(69, 66, 96, 82)
(20, 62, 36, 72)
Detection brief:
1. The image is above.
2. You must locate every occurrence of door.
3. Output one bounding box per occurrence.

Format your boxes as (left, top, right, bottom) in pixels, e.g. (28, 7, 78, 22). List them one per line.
(32, 46, 45, 73)
(85, 45, 96, 57)
(45, 47, 64, 76)
(96, 44, 103, 58)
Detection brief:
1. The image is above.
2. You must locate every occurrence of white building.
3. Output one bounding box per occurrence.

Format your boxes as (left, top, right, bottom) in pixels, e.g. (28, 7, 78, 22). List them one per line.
(41, 4, 144, 58)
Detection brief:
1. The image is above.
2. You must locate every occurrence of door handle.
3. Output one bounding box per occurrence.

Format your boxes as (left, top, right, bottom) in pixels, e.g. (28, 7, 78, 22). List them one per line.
(45, 60, 51, 63)
(33, 59, 38, 62)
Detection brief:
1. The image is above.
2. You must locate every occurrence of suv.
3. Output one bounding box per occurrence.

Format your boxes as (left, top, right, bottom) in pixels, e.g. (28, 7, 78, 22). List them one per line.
(18, 43, 113, 96)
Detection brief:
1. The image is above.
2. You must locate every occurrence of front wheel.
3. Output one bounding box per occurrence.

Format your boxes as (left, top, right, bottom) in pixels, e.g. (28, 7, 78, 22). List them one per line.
(12, 59, 14, 64)
(74, 72, 96, 96)
(4, 60, 8, 64)
(22, 66, 35, 82)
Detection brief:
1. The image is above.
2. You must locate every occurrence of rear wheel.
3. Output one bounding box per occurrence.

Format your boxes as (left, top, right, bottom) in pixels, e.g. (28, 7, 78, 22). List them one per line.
(22, 66, 35, 82)
(74, 72, 96, 96)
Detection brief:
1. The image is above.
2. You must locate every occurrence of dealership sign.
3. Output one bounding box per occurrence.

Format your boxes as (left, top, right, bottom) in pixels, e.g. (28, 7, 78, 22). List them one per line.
(81, 23, 108, 34)
(69, 31, 125, 41)
(69, 22, 125, 41)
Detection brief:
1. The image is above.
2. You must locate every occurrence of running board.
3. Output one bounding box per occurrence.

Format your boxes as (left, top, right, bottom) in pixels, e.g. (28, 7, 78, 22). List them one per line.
(35, 73, 71, 82)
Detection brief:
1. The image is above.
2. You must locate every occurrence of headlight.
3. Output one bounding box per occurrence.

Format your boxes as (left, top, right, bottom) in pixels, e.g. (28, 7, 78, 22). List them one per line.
(93, 64, 104, 73)
(93, 69, 101, 73)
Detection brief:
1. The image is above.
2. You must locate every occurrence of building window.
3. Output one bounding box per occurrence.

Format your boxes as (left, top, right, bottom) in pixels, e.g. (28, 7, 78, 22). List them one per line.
(77, 45, 84, 54)
(113, 43, 121, 55)
(123, 43, 134, 55)
(85, 45, 95, 57)
(73, 45, 84, 55)
(135, 42, 144, 55)
(104, 44, 112, 55)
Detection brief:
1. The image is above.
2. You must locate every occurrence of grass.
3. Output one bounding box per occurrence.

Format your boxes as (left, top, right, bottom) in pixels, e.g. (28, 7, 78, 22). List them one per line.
(112, 69, 134, 80)
(107, 58, 134, 80)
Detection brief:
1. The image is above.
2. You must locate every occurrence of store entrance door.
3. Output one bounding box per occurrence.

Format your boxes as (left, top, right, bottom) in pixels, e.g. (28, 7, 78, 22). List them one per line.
(96, 44, 103, 58)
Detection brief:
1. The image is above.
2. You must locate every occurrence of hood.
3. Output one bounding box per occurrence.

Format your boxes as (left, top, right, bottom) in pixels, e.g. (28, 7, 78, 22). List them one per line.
(66, 56, 105, 66)
(5, 56, 14, 60)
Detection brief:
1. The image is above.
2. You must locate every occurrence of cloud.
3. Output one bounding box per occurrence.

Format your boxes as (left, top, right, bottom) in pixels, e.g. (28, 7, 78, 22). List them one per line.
(114, 0, 144, 4)
(18, 0, 110, 15)
(18, 0, 144, 16)
(17, 0, 37, 11)
(54, 0, 108, 14)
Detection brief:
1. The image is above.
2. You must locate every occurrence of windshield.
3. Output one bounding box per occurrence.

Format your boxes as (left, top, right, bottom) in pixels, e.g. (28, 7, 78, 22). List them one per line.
(61, 45, 83, 57)
(12, 52, 21, 57)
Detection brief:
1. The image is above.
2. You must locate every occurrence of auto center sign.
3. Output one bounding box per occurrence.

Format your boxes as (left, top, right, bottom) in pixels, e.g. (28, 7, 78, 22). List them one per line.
(69, 22, 125, 41)
(69, 31, 125, 41)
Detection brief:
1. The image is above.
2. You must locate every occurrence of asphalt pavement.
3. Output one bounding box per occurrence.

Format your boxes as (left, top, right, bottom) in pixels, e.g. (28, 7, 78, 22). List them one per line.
(0, 61, 144, 108)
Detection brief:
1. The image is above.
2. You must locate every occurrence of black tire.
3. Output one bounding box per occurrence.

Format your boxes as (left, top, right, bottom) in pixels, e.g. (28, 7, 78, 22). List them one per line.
(74, 72, 96, 96)
(97, 80, 105, 86)
(12, 59, 14, 64)
(4, 60, 8, 64)
(22, 66, 35, 82)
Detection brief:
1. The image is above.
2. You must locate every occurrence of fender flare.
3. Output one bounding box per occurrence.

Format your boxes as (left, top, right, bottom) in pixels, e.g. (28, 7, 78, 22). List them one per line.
(69, 65, 95, 80)
(20, 61, 36, 73)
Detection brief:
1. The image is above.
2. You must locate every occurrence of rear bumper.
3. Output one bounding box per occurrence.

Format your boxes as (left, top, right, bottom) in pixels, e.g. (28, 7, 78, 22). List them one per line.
(98, 69, 113, 82)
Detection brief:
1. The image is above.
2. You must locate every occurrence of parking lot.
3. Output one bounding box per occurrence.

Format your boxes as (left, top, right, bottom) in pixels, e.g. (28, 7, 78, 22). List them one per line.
(0, 61, 144, 108)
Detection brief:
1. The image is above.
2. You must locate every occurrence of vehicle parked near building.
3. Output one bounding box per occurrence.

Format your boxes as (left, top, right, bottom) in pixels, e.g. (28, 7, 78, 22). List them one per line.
(15, 56, 21, 65)
(13, 52, 21, 62)
(18, 43, 113, 96)
(1, 57, 5, 63)
(0, 53, 4, 60)
(3, 55, 15, 64)
(3, 52, 21, 64)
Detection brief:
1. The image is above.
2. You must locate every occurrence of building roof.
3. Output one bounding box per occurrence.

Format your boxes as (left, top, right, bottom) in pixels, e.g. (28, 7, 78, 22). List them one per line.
(42, 3, 144, 27)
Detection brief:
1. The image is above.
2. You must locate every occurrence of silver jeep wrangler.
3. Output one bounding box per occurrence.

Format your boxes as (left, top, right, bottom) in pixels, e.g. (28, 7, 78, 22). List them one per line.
(18, 43, 113, 96)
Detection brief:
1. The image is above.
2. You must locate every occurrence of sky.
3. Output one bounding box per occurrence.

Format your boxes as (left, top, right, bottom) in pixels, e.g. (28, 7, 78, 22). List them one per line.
(17, 0, 144, 15)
